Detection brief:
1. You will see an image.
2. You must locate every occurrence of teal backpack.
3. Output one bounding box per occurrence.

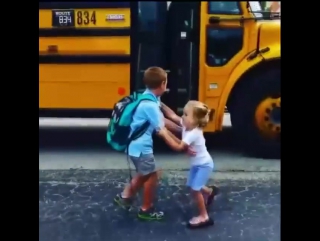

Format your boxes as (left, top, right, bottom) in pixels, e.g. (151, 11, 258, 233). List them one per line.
(106, 92, 158, 152)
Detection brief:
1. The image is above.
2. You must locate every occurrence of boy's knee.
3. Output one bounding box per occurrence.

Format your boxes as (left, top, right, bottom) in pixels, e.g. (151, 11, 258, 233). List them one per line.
(143, 171, 158, 180)
(150, 171, 159, 180)
(133, 174, 147, 183)
(156, 170, 163, 179)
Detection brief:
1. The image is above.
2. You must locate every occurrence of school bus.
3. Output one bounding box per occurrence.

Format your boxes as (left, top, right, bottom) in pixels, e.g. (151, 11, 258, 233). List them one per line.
(39, 2, 280, 156)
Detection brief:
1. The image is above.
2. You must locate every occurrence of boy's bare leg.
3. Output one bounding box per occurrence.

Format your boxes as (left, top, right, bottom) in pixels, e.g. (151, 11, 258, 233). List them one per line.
(114, 174, 148, 209)
(121, 174, 146, 198)
(157, 170, 163, 180)
(141, 172, 159, 210)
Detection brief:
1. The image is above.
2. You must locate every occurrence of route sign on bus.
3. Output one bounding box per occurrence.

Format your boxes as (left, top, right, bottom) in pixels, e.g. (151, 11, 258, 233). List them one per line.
(52, 10, 75, 27)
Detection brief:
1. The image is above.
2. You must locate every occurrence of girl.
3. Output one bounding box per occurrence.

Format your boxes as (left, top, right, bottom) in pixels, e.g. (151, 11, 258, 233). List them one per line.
(160, 100, 218, 228)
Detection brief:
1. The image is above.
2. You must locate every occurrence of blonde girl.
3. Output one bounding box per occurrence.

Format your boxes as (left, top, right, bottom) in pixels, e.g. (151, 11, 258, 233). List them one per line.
(159, 101, 217, 229)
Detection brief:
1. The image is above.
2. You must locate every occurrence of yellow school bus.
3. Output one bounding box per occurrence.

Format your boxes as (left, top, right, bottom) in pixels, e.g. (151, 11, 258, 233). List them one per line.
(39, 2, 280, 155)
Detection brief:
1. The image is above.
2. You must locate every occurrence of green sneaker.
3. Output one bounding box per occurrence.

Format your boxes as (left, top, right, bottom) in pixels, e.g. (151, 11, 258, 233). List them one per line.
(138, 207, 164, 221)
(113, 194, 132, 210)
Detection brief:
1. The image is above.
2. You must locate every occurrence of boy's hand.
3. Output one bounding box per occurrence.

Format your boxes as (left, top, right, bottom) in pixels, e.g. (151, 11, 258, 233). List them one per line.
(187, 146, 196, 156)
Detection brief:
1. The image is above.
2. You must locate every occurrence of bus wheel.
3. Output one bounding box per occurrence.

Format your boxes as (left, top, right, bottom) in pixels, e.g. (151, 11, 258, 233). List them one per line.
(229, 68, 280, 158)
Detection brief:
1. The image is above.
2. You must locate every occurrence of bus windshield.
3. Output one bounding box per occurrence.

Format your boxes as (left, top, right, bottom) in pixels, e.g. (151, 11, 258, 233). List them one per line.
(248, 1, 281, 18)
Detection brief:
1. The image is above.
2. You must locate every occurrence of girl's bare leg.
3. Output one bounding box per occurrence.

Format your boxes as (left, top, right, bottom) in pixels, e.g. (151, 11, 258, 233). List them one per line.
(201, 186, 213, 195)
(190, 190, 209, 222)
(201, 185, 220, 206)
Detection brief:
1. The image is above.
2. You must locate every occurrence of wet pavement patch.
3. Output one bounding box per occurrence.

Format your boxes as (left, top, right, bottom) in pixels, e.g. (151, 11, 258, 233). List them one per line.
(39, 170, 280, 241)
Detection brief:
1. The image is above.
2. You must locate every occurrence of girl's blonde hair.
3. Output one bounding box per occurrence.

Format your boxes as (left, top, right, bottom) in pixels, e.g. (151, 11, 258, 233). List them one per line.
(185, 100, 211, 128)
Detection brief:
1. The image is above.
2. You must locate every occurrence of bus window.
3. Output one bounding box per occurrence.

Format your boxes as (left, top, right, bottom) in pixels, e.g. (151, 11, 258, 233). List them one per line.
(136, 2, 167, 69)
(208, 1, 241, 14)
(137, 1, 161, 68)
(138, 2, 158, 32)
(133, 2, 167, 92)
(206, 28, 243, 66)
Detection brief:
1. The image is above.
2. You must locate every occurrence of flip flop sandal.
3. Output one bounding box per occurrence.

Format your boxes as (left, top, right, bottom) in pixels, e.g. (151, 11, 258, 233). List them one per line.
(186, 217, 214, 229)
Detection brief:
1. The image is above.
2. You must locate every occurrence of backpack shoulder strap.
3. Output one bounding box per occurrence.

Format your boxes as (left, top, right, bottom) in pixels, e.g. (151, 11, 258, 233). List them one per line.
(128, 93, 158, 141)
(137, 93, 158, 103)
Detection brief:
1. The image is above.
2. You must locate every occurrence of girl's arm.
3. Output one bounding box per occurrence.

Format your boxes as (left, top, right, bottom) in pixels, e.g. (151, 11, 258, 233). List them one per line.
(164, 118, 182, 135)
(167, 130, 197, 156)
(161, 102, 182, 125)
(166, 129, 182, 144)
(157, 128, 188, 152)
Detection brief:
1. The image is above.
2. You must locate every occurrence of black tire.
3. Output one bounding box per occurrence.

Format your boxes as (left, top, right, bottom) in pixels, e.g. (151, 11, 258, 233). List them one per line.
(229, 68, 280, 158)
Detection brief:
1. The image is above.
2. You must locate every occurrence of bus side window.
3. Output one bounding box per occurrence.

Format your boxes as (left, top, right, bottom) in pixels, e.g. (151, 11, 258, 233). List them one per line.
(136, 2, 167, 71)
(208, 1, 241, 14)
(138, 2, 158, 32)
(206, 28, 243, 66)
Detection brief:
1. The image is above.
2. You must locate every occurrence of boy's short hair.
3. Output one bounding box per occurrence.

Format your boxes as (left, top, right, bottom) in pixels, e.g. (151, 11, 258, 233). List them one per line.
(143, 67, 167, 89)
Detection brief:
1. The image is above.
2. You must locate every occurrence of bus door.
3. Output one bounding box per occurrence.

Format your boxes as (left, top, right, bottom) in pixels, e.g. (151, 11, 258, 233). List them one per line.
(166, 2, 201, 114)
(130, 2, 168, 95)
(199, 2, 250, 126)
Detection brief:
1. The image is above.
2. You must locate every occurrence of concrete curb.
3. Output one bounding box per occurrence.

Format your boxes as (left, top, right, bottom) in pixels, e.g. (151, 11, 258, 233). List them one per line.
(39, 114, 232, 129)
(39, 150, 280, 172)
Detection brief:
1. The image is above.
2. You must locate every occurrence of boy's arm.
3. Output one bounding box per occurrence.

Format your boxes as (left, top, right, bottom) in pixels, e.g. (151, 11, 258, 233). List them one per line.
(143, 101, 165, 131)
(142, 102, 186, 152)
(161, 102, 181, 125)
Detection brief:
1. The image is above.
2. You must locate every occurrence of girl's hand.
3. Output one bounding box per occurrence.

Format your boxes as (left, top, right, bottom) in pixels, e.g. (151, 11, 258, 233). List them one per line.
(187, 146, 196, 156)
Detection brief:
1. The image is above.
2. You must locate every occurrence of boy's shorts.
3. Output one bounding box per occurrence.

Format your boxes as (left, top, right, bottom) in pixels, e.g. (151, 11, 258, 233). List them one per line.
(130, 154, 159, 176)
(187, 164, 213, 191)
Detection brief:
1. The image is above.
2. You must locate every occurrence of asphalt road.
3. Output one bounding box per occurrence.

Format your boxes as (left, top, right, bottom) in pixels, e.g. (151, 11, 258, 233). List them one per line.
(39, 129, 280, 241)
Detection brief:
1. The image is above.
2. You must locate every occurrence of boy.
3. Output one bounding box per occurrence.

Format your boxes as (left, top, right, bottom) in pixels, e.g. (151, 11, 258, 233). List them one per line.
(114, 67, 179, 220)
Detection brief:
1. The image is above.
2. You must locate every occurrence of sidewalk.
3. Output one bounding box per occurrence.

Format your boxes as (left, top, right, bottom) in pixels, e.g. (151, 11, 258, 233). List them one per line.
(39, 114, 232, 128)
